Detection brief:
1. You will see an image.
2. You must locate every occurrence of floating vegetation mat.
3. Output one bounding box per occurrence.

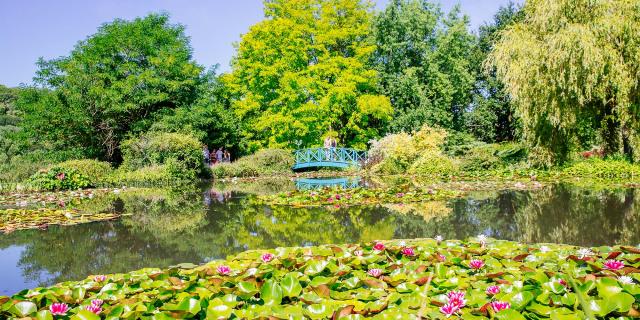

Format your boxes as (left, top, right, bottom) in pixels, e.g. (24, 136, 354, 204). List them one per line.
(0, 188, 118, 209)
(1, 238, 639, 319)
(258, 181, 545, 207)
(0, 208, 120, 233)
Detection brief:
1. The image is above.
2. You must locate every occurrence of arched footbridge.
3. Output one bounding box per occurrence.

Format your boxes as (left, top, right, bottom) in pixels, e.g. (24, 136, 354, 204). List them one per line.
(292, 148, 367, 171)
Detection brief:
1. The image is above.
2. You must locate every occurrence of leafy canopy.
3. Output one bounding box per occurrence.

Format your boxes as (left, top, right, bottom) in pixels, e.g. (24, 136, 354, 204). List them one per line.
(226, 0, 392, 152)
(25, 13, 203, 161)
(490, 0, 640, 165)
(371, 0, 476, 133)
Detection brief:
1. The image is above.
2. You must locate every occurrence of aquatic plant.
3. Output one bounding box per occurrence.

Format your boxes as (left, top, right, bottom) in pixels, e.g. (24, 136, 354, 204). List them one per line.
(0, 237, 638, 319)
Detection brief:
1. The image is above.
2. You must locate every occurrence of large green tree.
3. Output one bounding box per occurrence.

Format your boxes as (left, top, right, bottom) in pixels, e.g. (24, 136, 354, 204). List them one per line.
(25, 13, 203, 161)
(371, 0, 476, 133)
(0, 85, 21, 162)
(464, 2, 523, 142)
(150, 67, 241, 154)
(490, 0, 640, 165)
(226, 0, 392, 151)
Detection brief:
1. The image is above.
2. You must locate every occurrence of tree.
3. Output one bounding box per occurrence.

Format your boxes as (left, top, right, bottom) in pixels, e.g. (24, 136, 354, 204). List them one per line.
(226, 0, 392, 152)
(0, 85, 21, 162)
(150, 67, 241, 154)
(490, 0, 640, 165)
(464, 2, 523, 142)
(371, 0, 476, 133)
(26, 13, 203, 161)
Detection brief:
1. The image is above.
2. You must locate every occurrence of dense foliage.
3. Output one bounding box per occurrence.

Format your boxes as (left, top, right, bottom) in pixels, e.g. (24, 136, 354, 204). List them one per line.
(20, 13, 203, 161)
(1, 238, 638, 319)
(226, 0, 392, 151)
(211, 149, 294, 178)
(490, 0, 640, 166)
(120, 132, 207, 181)
(372, 0, 476, 133)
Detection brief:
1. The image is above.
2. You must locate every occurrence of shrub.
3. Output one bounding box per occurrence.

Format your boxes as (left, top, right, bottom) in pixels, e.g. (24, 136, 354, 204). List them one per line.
(442, 131, 484, 157)
(105, 165, 175, 186)
(211, 149, 293, 178)
(459, 146, 502, 172)
(121, 132, 205, 180)
(563, 158, 640, 178)
(55, 159, 112, 185)
(409, 153, 460, 176)
(25, 166, 91, 190)
(368, 125, 450, 175)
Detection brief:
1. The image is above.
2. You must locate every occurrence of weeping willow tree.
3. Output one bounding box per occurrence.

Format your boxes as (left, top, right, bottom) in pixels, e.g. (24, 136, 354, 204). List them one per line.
(490, 0, 640, 166)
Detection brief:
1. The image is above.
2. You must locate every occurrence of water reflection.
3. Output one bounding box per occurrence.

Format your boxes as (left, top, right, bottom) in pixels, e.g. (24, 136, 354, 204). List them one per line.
(0, 183, 639, 294)
(295, 177, 363, 190)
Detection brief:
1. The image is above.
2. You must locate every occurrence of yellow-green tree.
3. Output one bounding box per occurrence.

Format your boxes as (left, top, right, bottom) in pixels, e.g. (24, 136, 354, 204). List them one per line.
(225, 0, 392, 152)
(490, 0, 640, 165)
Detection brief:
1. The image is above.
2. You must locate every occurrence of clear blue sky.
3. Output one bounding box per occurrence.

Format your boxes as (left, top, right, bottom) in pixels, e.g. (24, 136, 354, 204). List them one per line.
(0, 0, 522, 87)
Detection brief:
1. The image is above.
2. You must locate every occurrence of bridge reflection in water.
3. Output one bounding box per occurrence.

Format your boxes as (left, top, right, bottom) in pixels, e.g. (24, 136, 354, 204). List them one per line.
(294, 176, 363, 190)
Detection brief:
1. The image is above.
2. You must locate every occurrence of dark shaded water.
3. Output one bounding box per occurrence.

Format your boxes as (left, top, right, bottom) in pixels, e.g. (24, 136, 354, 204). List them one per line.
(1, 180, 639, 294)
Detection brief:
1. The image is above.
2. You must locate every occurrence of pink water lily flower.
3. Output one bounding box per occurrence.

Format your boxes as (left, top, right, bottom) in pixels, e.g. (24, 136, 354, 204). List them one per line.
(327, 197, 334, 202)
(83, 304, 102, 315)
(491, 301, 511, 313)
(446, 291, 466, 308)
(469, 259, 485, 270)
(603, 260, 624, 271)
(93, 275, 106, 282)
(50, 303, 69, 316)
(91, 299, 104, 307)
(440, 303, 459, 317)
(558, 279, 568, 287)
(401, 247, 415, 256)
(368, 268, 383, 278)
(396, 192, 405, 198)
(216, 265, 231, 275)
(486, 285, 500, 295)
(437, 253, 446, 262)
(373, 242, 385, 251)
(335, 194, 341, 200)
(261, 253, 275, 263)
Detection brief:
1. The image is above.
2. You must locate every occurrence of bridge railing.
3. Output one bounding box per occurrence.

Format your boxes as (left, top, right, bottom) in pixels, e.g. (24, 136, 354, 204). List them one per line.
(293, 148, 367, 165)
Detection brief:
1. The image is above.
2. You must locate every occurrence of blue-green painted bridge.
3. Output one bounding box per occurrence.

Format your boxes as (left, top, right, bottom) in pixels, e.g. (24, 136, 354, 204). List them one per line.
(292, 148, 367, 171)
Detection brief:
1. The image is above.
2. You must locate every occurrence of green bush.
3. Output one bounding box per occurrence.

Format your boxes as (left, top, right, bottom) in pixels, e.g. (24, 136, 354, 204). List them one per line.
(442, 131, 484, 157)
(459, 146, 502, 172)
(409, 153, 460, 176)
(563, 158, 640, 178)
(105, 165, 176, 186)
(121, 132, 206, 180)
(25, 166, 91, 190)
(211, 149, 293, 178)
(55, 159, 112, 185)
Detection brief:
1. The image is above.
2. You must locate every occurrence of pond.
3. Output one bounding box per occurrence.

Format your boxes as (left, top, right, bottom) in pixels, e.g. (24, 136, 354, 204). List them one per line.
(1, 178, 639, 295)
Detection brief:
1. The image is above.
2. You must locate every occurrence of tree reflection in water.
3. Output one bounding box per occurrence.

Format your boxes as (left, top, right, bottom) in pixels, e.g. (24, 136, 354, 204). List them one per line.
(0, 183, 639, 293)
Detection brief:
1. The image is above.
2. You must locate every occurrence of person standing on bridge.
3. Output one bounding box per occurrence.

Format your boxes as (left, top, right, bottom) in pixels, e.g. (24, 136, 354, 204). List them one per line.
(323, 136, 331, 161)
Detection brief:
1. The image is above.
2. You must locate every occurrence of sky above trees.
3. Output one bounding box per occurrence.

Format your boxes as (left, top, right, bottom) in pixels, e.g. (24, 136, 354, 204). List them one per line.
(0, 0, 522, 86)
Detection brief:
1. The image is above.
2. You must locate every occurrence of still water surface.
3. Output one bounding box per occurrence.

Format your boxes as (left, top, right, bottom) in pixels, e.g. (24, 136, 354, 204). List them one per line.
(1, 179, 639, 294)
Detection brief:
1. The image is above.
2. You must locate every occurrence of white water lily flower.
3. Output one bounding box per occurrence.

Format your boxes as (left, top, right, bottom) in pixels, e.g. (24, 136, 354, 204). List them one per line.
(539, 246, 550, 253)
(577, 248, 593, 259)
(435, 235, 443, 242)
(399, 241, 406, 246)
(246, 268, 258, 276)
(618, 276, 634, 285)
(525, 255, 538, 262)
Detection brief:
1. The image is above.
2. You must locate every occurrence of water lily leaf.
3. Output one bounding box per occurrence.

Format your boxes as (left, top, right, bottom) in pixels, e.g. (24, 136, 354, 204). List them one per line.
(36, 310, 53, 320)
(495, 309, 526, 320)
(596, 277, 622, 298)
(305, 304, 334, 319)
(305, 260, 329, 275)
(70, 310, 101, 320)
(503, 291, 534, 310)
(281, 273, 303, 298)
(236, 281, 258, 299)
(609, 292, 635, 312)
(9, 301, 37, 317)
(261, 279, 283, 305)
(206, 298, 233, 319)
